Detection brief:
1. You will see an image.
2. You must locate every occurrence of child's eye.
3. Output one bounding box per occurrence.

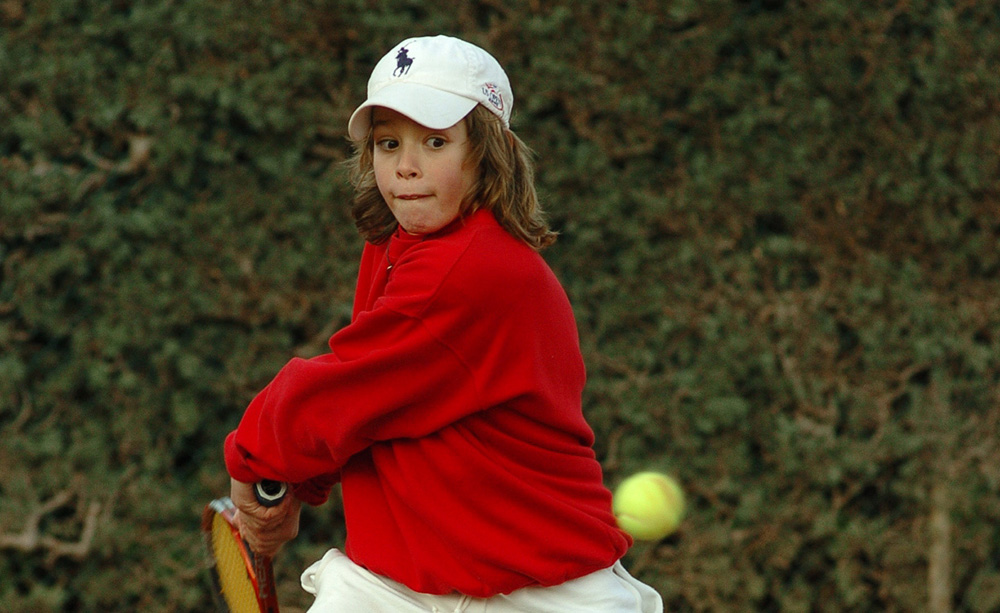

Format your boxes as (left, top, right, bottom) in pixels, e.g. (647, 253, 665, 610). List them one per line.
(376, 138, 399, 151)
(427, 137, 447, 149)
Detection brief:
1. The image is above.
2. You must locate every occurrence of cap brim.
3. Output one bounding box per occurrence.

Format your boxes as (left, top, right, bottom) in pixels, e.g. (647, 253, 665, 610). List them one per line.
(348, 82, 479, 141)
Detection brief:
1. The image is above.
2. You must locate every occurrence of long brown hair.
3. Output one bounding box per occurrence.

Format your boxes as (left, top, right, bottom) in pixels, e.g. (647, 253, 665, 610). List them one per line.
(347, 106, 557, 250)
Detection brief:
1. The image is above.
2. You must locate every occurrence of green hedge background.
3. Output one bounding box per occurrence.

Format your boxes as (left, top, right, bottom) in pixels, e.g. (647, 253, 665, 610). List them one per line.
(2, 1, 999, 611)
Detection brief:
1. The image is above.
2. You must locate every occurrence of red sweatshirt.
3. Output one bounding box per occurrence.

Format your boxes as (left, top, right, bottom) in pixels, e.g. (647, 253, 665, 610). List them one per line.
(225, 209, 630, 597)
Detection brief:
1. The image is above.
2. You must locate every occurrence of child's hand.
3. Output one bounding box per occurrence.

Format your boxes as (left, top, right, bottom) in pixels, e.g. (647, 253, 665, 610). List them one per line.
(230, 478, 302, 557)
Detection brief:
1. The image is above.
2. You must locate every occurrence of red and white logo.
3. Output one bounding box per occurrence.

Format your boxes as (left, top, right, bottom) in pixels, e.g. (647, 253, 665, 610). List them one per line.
(482, 83, 504, 112)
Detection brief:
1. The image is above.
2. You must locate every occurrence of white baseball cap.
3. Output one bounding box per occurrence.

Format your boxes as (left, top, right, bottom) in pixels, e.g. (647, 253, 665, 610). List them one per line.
(347, 35, 513, 141)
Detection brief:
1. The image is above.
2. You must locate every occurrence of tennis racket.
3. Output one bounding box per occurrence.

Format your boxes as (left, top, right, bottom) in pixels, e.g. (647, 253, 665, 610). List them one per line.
(203, 481, 288, 613)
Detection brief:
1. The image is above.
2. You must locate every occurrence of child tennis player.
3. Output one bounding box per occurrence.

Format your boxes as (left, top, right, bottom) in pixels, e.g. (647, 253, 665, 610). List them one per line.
(224, 35, 663, 612)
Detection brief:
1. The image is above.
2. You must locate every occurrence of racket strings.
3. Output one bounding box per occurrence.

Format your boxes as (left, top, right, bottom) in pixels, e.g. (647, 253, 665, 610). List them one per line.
(210, 513, 261, 612)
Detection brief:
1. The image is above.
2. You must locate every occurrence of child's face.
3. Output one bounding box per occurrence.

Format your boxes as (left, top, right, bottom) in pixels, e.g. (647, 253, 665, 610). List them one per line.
(372, 107, 476, 236)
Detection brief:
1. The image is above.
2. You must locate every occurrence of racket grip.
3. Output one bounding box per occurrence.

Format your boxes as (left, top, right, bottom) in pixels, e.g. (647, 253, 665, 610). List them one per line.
(253, 480, 288, 507)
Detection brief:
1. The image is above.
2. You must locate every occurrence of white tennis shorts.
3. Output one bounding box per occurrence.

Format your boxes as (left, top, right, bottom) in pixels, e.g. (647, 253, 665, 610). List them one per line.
(301, 549, 663, 613)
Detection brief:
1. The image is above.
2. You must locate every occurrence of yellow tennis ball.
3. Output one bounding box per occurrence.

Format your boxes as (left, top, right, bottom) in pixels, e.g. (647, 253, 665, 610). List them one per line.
(613, 472, 685, 541)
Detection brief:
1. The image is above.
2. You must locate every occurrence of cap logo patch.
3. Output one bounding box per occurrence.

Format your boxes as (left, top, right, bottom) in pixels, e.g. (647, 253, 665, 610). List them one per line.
(393, 47, 413, 77)
(482, 83, 504, 112)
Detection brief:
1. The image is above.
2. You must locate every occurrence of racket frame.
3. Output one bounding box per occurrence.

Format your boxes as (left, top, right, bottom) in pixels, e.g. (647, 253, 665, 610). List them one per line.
(202, 497, 280, 613)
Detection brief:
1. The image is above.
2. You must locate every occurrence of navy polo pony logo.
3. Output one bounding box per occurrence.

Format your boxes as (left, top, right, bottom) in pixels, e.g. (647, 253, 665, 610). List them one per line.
(394, 47, 413, 76)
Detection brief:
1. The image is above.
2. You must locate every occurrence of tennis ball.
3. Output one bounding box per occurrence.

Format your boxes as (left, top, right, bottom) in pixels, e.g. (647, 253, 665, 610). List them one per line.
(613, 472, 685, 541)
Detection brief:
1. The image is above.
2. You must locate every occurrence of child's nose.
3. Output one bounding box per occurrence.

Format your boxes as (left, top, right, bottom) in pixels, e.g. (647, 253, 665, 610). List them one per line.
(395, 146, 420, 178)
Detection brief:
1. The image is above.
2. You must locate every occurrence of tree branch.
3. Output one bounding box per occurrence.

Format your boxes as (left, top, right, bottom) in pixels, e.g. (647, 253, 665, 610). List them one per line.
(0, 490, 101, 562)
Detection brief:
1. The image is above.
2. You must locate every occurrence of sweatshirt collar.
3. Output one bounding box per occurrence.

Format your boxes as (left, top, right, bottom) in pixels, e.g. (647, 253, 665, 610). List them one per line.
(387, 209, 493, 261)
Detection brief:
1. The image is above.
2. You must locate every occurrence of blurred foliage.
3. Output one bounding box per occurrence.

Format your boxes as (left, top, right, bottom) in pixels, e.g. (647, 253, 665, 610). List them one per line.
(2, 0, 999, 611)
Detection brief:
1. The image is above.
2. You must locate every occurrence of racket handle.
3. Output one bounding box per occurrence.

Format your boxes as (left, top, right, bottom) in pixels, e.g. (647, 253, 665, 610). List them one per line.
(253, 480, 288, 507)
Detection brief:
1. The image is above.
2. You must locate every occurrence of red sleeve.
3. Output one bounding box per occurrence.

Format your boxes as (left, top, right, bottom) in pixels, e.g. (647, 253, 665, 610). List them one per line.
(225, 304, 485, 490)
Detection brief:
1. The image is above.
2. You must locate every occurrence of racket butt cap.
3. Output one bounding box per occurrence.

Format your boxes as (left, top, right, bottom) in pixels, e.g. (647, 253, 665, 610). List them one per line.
(254, 480, 287, 507)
